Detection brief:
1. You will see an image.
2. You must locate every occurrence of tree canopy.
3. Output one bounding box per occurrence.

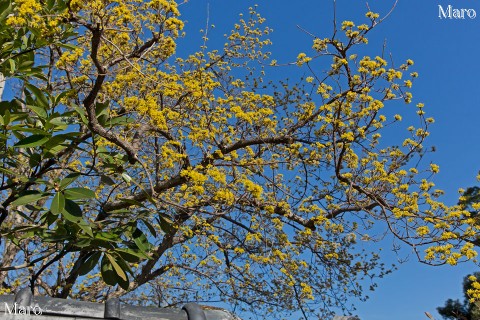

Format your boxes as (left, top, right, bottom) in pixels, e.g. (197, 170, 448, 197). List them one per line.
(1, 0, 479, 319)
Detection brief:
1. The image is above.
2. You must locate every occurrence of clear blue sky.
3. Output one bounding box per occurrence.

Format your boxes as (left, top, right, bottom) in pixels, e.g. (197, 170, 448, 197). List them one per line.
(178, 1, 480, 319)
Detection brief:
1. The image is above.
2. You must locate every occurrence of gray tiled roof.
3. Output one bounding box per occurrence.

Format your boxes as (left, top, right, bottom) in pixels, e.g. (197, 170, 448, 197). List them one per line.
(0, 288, 239, 320)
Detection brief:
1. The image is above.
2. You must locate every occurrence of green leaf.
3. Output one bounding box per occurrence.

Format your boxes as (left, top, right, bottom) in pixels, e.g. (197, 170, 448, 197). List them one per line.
(95, 101, 109, 118)
(100, 254, 129, 290)
(9, 126, 47, 134)
(72, 237, 91, 248)
(26, 104, 47, 118)
(100, 175, 116, 186)
(0, 167, 17, 176)
(100, 255, 117, 286)
(8, 59, 15, 74)
(140, 219, 157, 237)
(14, 135, 49, 148)
(132, 228, 150, 254)
(116, 273, 130, 290)
(78, 252, 101, 276)
(158, 213, 176, 234)
(0, 1, 12, 22)
(25, 83, 50, 109)
(91, 239, 116, 250)
(7, 233, 20, 246)
(106, 253, 127, 282)
(40, 211, 57, 227)
(64, 187, 96, 200)
(11, 192, 50, 206)
(18, 59, 34, 70)
(47, 114, 70, 126)
(43, 133, 76, 155)
(79, 222, 94, 238)
(107, 115, 135, 126)
(59, 173, 80, 189)
(95, 232, 121, 242)
(73, 105, 88, 125)
(116, 248, 149, 262)
(62, 199, 83, 223)
(56, 42, 80, 51)
(3, 109, 10, 126)
(50, 192, 65, 214)
(121, 172, 132, 184)
(113, 253, 133, 275)
(28, 153, 42, 168)
(44, 132, 78, 149)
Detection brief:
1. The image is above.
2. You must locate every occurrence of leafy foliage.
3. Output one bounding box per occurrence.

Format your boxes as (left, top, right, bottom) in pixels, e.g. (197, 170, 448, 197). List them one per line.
(0, 0, 477, 319)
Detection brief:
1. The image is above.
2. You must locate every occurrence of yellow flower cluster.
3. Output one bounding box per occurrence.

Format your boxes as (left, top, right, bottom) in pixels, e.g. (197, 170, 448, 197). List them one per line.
(6, 0, 42, 27)
(296, 53, 311, 66)
(467, 276, 480, 303)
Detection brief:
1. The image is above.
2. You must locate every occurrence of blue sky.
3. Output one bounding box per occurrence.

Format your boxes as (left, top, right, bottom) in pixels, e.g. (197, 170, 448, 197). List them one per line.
(178, 0, 480, 319)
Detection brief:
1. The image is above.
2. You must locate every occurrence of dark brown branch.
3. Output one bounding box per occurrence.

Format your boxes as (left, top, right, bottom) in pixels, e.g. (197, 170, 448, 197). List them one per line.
(102, 174, 186, 213)
(221, 136, 294, 155)
(83, 27, 139, 165)
(325, 202, 378, 219)
(108, 33, 161, 67)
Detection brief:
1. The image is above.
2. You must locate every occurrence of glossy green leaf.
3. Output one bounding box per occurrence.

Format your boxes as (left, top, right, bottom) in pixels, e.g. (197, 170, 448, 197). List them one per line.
(57, 42, 80, 51)
(73, 105, 88, 124)
(3, 110, 10, 126)
(43, 134, 74, 152)
(11, 192, 50, 206)
(50, 192, 65, 214)
(25, 83, 49, 108)
(121, 172, 132, 184)
(0, 0, 12, 22)
(95, 232, 121, 242)
(140, 219, 157, 237)
(14, 135, 49, 148)
(113, 253, 133, 275)
(100, 255, 117, 286)
(132, 228, 149, 254)
(116, 248, 149, 262)
(78, 252, 101, 276)
(28, 153, 42, 168)
(158, 214, 176, 234)
(8, 59, 15, 74)
(73, 237, 92, 248)
(100, 175, 116, 186)
(106, 253, 127, 282)
(79, 222, 94, 238)
(64, 187, 96, 200)
(62, 199, 83, 223)
(59, 173, 81, 189)
(26, 104, 47, 118)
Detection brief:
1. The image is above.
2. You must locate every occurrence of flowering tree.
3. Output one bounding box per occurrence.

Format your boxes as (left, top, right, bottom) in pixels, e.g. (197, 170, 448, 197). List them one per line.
(0, 0, 477, 319)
